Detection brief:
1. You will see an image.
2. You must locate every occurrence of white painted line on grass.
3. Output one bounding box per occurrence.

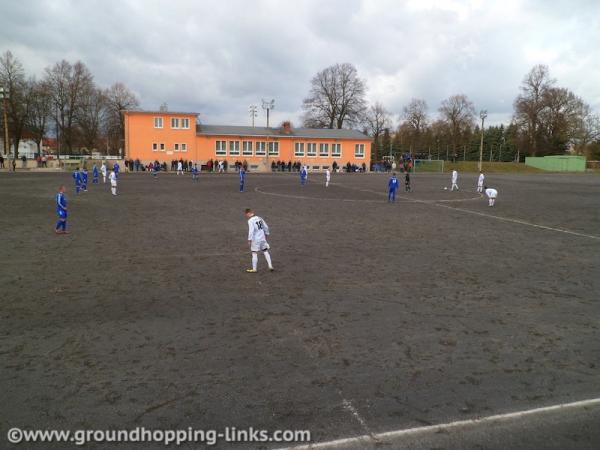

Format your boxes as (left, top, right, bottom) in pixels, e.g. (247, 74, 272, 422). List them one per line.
(277, 397, 600, 450)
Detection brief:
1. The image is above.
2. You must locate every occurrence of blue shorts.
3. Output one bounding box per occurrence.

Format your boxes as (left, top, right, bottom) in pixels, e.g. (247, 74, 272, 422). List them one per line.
(58, 210, 67, 219)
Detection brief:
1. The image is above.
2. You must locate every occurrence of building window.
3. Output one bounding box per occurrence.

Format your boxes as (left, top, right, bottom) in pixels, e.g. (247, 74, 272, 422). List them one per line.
(171, 118, 180, 129)
(268, 141, 279, 156)
(242, 141, 253, 156)
(154, 117, 163, 128)
(152, 143, 158, 152)
(332, 143, 341, 157)
(181, 143, 187, 152)
(319, 143, 329, 157)
(174, 143, 180, 152)
(160, 143, 165, 151)
(256, 141, 266, 156)
(307, 143, 317, 157)
(355, 143, 365, 158)
(294, 142, 304, 157)
(181, 118, 190, 129)
(229, 141, 240, 155)
(216, 140, 226, 156)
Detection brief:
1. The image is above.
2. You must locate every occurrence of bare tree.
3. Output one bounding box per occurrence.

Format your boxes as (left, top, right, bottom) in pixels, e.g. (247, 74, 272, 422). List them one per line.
(104, 82, 139, 155)
(438, 94, 475, 154)
(45, 60, 94, 154)
(364, 102, 391, 160)
(302, 63, 367, 129)
(401, 98, 428, 152)
(513, 64, 555, 156)
(77, 87, 106, 152)
(27, 78, 53, 155)
(0, 50, 31, 164)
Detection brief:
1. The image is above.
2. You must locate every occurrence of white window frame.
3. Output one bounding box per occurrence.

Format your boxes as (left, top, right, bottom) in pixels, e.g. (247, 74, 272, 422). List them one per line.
(319, 143, 329, 157)
(171, 117, 180, 129)
(294, 142, 305, 157)
(174, 143, 180, 152)
(332, 143, 341, 157)
(307, 143, 317, 157)
(181, 143, 187, 152)
(229, 140, 240, 156)
(268, 141, 279, 156)
(152, 143, 158, 152)
(154, 117, 163, 128)
(159, 143, 165, 152)
(354, 143, 365, 158)
(242, 141, 253, 156)
(256, 141, 266, 156)
(181, 118, 190, 129)
(216, 140, 226, 156)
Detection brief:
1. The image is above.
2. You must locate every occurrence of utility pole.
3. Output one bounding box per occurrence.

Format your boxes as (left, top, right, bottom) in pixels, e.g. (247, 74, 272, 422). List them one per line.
(248, 105, 258, 127)
(262, 99, 274, 128)
(478, 110, 487, 172)
(1, 87, 11, 171)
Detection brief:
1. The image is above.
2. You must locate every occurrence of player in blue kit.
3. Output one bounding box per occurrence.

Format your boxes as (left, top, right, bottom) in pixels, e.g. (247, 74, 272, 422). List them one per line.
(72, 167, 82, 194)
(300, 166, 307, 186)
(113, 162, 120, 178)
(191, 163, 199, 182)
(92, 164, 99, 184)
(81, 168, 88, 192)
(239, 166, 245, 192)
(55, 185, 69, 234)
(388, 172, 399, 202)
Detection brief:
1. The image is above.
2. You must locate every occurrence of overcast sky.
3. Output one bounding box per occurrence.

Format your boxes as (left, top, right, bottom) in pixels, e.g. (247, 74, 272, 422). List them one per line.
(1, 0, 599, 128)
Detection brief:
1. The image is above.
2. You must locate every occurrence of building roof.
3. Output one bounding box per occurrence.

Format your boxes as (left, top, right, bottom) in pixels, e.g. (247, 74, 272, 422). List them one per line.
(196, 124, 368, 140)
(123, 110, 199, 116)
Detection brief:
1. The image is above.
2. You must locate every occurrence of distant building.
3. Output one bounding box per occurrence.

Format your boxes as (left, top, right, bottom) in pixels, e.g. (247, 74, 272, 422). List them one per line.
(123, 111, 371, 170)
(0, 139, 39, 159)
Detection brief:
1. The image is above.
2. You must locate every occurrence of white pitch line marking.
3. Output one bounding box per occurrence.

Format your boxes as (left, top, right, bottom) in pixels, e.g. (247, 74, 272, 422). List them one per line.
(277, 397, 600, 450)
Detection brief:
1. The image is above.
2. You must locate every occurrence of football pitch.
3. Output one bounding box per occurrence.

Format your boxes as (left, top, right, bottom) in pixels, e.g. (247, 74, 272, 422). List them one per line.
(1, 170, 600, 449)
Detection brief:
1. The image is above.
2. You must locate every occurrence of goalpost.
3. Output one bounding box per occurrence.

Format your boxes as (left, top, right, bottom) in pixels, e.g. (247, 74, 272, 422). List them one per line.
(413, 159, 444, 173)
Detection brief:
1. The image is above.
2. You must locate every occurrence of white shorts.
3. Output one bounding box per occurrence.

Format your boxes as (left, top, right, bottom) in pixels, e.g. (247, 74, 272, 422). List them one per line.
(251, 240, 270, 252)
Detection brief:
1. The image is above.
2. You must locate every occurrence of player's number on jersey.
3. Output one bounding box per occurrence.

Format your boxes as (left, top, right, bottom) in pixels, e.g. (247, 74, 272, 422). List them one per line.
(256, 220, 264, 230)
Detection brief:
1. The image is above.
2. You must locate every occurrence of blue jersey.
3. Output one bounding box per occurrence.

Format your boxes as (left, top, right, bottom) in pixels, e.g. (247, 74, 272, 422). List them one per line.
(192, 166, 198, 175)
(388, 177, 399, 191)
(72, 171, 81, 184)
(92, 165, 99, 177)
(81, 171, 88, 183)
(56, 192, 67, 216)
(239, 169, 245, 181)
(113, 163, 120, 174)
(300, 169, 307, 179)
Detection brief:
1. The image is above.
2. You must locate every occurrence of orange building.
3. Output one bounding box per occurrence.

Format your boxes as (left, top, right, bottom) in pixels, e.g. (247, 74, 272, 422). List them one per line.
(123, 111, 371, 171)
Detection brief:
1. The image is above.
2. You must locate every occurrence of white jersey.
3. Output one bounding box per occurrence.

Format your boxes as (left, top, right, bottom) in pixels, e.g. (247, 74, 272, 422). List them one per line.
(478, 173, 485, 186)
(109, 171, 117, 186)
(452, 170, 458, 182)
(247, 215, 269, 243)
(177, 162, 183, 170)
(485, 188, 497, 198)
(101, 164, 107, 176)
(325, 169, 331, 181)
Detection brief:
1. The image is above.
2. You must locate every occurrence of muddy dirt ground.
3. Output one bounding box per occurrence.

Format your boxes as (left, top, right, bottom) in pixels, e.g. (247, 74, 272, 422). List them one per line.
(1, 170, 599, 449)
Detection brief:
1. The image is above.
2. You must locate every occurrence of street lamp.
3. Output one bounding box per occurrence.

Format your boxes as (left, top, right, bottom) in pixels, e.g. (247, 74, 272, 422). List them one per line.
(261, 99, 274, 128)
(0, 86, 10, 171)
(478, 110, 487, 172)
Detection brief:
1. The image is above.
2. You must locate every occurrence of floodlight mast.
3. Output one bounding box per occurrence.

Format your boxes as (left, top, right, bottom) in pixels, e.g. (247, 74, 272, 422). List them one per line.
(478, 110, 487, 172)
(261, 99, 275, 128)
(248, 105, 258, 127)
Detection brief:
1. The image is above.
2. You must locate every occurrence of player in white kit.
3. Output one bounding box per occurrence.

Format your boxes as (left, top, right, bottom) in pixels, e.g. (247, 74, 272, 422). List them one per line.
(245, 208, 274, 273)
(451, 170, 459, 191)
(484, 186, 497, 206)
(109, 170, 118, 195)
(477, 172, 485, 193)
(101, 162, 107, 183)
(325, 169, 331, 187)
